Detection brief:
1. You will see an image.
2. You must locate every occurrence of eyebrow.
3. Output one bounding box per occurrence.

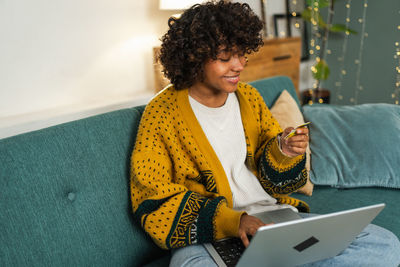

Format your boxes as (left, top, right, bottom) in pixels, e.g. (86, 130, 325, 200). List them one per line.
(217, 48, 244, 55)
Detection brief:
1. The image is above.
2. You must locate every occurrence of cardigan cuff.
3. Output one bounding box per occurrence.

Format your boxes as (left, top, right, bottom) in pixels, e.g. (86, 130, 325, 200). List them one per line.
(214, 203, 245, 240)
(271, 136, 303, 168)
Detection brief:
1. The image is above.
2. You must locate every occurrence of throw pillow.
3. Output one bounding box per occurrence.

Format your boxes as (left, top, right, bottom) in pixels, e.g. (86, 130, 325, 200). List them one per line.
(270, 90, 314, 196)
(303, 103, 400, 189)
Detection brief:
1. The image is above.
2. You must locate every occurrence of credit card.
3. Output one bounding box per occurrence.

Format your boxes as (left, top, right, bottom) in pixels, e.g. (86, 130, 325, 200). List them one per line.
(284, 122, 311, 139)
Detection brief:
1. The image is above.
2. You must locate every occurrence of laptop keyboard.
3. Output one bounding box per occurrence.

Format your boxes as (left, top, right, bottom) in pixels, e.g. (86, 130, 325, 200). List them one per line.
(211, 237, 246, 267)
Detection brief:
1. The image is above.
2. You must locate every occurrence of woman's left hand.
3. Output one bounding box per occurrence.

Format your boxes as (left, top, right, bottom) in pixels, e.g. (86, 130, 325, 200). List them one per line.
(281, 127, 309, 157)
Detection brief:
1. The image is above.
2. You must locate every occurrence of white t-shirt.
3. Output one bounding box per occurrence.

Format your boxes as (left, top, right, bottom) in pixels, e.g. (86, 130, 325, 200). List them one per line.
(189, 93, 295, 214)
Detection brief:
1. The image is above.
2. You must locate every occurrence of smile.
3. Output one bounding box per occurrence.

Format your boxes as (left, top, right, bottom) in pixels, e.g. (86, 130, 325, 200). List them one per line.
(224, 75, 240, 83)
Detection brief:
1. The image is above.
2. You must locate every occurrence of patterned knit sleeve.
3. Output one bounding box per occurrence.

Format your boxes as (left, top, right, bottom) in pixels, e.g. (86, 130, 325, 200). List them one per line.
(252, 89, 308, 202)
(130, 121, 243, 250)
(131, 150, 242, 249)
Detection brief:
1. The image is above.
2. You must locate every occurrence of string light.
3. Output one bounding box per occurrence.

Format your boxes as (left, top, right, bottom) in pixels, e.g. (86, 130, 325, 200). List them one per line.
(308, 0, 333, 92)
(395, 42, 400, 105)
(393, 8, 400, 105)
(336, 0, 353, 102)
(354, 0, 368, 104)
(309, 0, 319, 64)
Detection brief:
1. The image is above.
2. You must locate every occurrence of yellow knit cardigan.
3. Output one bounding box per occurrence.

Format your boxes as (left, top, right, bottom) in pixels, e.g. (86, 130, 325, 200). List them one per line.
(130, 82, 308, 250)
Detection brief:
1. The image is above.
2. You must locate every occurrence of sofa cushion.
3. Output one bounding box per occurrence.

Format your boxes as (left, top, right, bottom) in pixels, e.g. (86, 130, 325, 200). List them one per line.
(249, 76, 301, 108)
(0, 108, 166, 266)
(303, 103, 400, 189)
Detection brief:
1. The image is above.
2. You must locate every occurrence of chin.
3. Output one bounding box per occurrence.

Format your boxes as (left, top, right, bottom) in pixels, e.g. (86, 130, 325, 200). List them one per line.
(225, 84, 239, 93)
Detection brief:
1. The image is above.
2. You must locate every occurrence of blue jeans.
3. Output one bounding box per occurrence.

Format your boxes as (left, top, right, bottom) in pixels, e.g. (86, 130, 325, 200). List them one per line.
(170, 215, 400, 266)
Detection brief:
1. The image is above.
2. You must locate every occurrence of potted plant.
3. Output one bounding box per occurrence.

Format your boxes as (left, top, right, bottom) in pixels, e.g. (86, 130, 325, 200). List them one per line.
(301, 0, 356, 105)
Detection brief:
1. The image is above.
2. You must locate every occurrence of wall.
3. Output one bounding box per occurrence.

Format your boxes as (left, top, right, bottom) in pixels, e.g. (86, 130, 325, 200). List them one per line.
(0, 0, 173, 138)
(318, 0, 400, 105)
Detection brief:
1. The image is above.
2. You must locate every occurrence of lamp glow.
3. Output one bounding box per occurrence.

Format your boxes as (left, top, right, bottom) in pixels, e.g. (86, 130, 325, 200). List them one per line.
(159, 0, 205, 10)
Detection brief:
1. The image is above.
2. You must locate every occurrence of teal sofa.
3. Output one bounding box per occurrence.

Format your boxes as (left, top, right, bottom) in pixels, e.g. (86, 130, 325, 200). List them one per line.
(1, 76, 399, 266)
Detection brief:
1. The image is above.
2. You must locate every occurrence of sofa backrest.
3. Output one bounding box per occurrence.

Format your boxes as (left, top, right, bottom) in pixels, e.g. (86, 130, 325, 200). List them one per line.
(0, 76, 295, 266)
(249, 75, 300, 108)
(0, 108, 166, 266)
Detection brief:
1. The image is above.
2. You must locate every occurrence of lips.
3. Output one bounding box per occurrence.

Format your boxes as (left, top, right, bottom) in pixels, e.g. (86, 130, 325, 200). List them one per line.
(224, 75, 240, 84)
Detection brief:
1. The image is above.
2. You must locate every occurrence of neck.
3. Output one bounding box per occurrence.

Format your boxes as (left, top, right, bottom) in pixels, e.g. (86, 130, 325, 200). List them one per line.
(188, 86, 229, 108)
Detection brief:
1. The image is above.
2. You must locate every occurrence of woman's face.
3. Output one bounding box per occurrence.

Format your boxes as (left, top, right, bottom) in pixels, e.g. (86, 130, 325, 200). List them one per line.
(195, 49, 247, 96)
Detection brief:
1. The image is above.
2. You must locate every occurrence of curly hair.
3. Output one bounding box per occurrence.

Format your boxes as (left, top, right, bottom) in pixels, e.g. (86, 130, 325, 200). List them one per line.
(159, 0, 264, 90)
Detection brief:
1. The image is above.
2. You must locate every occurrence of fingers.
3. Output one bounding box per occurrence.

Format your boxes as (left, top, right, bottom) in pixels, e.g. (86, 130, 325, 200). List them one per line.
(283, 127, 295, 133)
(284, 146, 307, 155)
(284, 127, 308, 142)
(285, 135, 309, 149)
(238, 215, 267, 247)
(239, 231, 250, 248)
(284, 141, 308, 155)
(281, 127, 309, 156)
(291, 127, 309, 137)
(239, 222, 274, 248)
(282, 127, 295, 137)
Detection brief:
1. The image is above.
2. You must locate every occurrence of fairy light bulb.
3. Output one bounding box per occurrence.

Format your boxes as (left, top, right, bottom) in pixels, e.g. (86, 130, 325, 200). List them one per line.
(336, 0, 353, 104)
(354, 0, 368, 105)
(394, 21, 400, 105)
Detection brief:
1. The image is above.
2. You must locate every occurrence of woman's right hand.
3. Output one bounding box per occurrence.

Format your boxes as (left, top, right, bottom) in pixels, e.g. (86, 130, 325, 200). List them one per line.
(238, 214, 271, 247)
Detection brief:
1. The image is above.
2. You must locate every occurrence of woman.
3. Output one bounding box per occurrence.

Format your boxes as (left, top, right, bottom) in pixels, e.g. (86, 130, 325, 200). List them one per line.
(130, 1, 400, 266)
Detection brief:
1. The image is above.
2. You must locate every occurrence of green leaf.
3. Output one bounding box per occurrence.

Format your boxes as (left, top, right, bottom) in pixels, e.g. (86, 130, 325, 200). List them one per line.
(306, 0, 331, 9)
(301, 8, 312, 22)
(312, 60, 330, 81)
(301, 8, 327, 29)
(330, 24, 358, 34)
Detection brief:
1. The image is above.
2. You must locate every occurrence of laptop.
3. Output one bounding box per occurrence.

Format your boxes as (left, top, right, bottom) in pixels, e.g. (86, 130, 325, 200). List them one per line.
(203, 203, 385, 267)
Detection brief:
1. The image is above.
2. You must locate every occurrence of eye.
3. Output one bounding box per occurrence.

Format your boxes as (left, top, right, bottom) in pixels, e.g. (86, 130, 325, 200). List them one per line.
(217, 57, 230, 62)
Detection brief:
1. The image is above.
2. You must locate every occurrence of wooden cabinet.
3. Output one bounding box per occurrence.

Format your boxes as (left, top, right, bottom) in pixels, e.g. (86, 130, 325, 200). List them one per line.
(153, 37, 301, 96)
(241, 37, 301, 96)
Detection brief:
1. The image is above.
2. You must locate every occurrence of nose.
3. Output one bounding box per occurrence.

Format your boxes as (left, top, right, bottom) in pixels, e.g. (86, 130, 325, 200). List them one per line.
(231, 55, 246, 72)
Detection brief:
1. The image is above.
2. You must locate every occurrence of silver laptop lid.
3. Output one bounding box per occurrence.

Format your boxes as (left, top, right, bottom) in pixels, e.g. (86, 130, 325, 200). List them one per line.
(237, 203, 385, 267)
